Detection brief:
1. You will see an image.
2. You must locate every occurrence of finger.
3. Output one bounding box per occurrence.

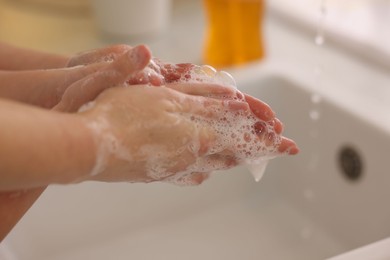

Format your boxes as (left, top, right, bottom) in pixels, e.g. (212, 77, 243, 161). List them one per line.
(54, 46, 151, 112)
(159, 62, 195, 83)
(54, 62, 108, 99)
(67, 44, 132, 67)
(71, 45, 149, 80)
(189, 172, 210, 185)
(166, 83, 238, 99)
(244, 94, 275, 121)
(251, 123, 295, 155)
(107, 45, 151, 76)
(72, 44, 149, 82)
(127, 68, 164, 86)
(176, 94, 251, 120)
(272, 118, 283, 134)
(278, 137, 299, 155)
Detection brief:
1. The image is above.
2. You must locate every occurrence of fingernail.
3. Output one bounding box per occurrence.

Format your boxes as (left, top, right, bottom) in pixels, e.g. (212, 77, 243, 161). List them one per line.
(289, 146, 300, 155)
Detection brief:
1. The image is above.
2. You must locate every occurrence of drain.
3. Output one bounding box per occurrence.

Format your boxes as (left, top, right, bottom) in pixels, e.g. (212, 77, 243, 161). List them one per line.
(338, 146, 363, 182)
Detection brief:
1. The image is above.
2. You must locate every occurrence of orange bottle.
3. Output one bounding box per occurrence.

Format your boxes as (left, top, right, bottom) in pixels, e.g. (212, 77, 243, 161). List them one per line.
(203, 0, 265, 68)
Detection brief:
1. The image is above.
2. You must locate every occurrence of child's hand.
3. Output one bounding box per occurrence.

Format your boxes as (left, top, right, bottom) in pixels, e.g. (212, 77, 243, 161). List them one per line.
(78, 85, 298, 185)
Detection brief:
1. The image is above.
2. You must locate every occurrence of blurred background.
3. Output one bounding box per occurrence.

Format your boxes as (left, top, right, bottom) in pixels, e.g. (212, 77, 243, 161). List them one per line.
(0, 0, 198, 62)
(0, 0, 389, 69)
(0, 0, 94, 54)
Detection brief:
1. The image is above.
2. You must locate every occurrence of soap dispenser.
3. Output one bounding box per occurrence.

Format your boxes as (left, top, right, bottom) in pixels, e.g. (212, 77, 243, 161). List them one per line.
(203, 0, 265, 68)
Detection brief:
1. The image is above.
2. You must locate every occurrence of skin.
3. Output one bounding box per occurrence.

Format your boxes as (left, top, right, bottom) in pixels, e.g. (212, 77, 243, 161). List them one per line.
(0, 42, 132, 70)
(0, 43, 298, 241)
(0, 44, 149, 241)
(0, 42, 69, 70)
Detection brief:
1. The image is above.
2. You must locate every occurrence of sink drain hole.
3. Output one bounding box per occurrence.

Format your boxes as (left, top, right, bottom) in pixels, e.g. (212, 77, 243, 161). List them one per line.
(338, 146, 364, 182)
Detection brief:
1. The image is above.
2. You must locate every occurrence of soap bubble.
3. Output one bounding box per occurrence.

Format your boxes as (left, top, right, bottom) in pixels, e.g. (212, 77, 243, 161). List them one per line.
(200, 65, 217, 77)
(311, 93, 322, 104)
(215, 71, 237, 89)
(309, 109, 320, 121)
(315, 35, 325, 46)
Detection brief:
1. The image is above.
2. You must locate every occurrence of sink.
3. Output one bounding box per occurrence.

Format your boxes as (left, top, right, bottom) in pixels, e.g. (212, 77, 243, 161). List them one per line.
(3, 63, 390, 260)
(269, 0, 390, 69)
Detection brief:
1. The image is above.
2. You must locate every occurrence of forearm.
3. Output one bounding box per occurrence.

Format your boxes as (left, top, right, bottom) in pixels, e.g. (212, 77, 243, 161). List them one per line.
(0, 63, 102, 108)
(0, 98, 96, 190)
(0, 70, 66, 108)
(0, 42, 69, 70)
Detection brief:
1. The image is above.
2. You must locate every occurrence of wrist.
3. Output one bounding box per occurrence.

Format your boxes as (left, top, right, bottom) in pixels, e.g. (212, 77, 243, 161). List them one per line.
(55, 113, 99, 184)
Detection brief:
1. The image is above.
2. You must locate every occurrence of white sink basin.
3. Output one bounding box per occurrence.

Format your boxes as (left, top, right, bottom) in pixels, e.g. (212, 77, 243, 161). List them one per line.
(269, 0, 390, 68)
(3, 64, 390, 260)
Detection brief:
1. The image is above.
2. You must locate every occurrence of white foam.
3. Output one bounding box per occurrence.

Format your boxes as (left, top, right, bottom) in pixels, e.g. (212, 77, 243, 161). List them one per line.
(181, 65, 238, 91)
(79, 115, 132, 178)
(245, 159, 271, 182)
(79, 61, 285, 185)
(164, 65, 283, 184)
(78, 101, 95, 113)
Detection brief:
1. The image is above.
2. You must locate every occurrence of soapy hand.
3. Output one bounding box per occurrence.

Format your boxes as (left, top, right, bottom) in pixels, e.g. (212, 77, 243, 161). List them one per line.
(59, 45, 298, 185)
(78, 86, 241, 184)
(127, 58, 298, 155)
(77, 83, 297, 185)
(54, 45, 153, 112)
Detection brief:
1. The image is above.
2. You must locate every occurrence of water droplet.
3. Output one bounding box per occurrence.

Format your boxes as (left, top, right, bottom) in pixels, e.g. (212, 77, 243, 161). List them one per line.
(200, 65, 217, 77)
(193, 65, 202, 74)
(215, 70, 237, 88)
(320, 0, 327, 16)
(311, 93, 322, 104)
(315, 35, 325, 46)
(309, 110, 321, 120)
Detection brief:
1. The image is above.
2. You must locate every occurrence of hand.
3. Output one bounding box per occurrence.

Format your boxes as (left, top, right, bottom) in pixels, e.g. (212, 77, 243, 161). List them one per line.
(77, 85, 247, 185)
(54, 45, 153, 112)
(78, 84, 298, 185)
